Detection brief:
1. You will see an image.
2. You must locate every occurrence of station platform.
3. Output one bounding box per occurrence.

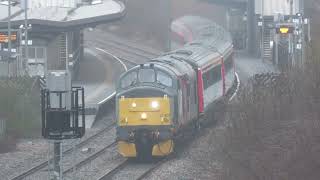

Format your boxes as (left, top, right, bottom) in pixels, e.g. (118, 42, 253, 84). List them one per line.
(73, 82, 115, 128)
(73, 47, 120, 128)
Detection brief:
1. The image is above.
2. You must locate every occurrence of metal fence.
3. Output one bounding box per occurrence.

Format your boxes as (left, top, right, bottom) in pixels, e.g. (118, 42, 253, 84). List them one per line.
(0, 117, 6, 139)
(0, 77, 41, 139)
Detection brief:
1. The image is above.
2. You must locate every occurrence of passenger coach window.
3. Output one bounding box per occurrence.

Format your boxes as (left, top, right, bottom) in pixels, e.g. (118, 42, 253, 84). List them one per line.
(225, 56, 233, 72)
(157, 71, 173, 87)
(139, 69, 155, 83)
(121, 71, 137, 88)
(202, 65, 222, 90)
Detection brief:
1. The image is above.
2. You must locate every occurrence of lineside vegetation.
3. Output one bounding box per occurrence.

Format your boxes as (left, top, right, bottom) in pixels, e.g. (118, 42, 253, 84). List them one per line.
(210, 3, 320, 179)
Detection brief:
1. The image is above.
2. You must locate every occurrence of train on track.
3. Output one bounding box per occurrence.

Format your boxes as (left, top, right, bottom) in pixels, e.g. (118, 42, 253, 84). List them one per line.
(115, 16, 236, 159)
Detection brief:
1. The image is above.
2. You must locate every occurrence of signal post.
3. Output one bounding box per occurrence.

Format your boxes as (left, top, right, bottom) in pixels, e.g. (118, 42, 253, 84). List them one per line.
(275, 23, 294, 66)
(41, 35, 86, 179)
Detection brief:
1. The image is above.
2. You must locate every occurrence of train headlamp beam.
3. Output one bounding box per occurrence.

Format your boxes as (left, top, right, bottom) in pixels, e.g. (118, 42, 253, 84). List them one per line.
(151, 101, 159, 108)
(132, 102, 137, 108)
(141, 113, 147, 120)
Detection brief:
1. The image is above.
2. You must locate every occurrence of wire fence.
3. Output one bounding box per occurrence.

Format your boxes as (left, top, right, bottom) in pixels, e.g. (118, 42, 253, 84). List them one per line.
(0, 76, 41, 145)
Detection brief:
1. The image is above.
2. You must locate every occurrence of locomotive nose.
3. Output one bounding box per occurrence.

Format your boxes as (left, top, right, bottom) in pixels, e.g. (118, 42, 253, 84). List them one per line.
(116, 95, 174, 158)
(118, 96, 171, 126)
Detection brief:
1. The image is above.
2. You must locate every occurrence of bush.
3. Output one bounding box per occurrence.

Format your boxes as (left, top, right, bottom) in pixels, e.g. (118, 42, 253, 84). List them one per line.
(213, 59, 320, 180)
(0, 77, 41, 139)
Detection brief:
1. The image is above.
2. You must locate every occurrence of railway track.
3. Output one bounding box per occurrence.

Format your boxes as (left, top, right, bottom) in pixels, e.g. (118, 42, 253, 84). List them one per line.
(11, 27, 241, 179)
(98, 33, 160, 58)
(97, 159, 129, 180)
(62, 141, 117, 177)
(119, 57, 139, 68)
(11, 121, 116, 180)
(12, 33, 152, 179)
(97, 157, 169, 180)
(135, 158, 170, 180)
(86, 39, 154, 65)
(88, 29, 161, 57)
(85, 31, 162, 65)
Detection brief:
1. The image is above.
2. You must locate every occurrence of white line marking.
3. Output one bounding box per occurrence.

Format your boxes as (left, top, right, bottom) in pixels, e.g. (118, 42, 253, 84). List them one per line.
(98, 91, 116, 105)
(229, 72, 240, 102)
(95, 47, 128, 71)
(94, 47, 127, 105)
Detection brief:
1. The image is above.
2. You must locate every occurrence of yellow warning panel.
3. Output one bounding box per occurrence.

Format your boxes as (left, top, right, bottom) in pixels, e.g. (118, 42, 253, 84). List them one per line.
(119, 97, 171, 126)
(118, 141, 137, 157)
(152, 140, 174, 156)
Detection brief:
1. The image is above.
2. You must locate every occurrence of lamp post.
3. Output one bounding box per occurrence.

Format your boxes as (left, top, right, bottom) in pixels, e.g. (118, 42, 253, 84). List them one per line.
(289, 0, 295, 66)
(8, 0, 11, 77)
(24, 0, 28, 73)
(261, 0, 264, 59)
(166, 0, 171, 52)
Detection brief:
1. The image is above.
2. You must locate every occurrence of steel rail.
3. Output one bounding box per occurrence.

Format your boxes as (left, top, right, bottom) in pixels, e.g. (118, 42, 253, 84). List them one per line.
(62, 141, 117, 175)
(86, 29, 161, 57)
(135, 158, 170, 180)
(100, 37, 160, 57)
(85, 39, 156, 63)
(97, 159, 129, 180)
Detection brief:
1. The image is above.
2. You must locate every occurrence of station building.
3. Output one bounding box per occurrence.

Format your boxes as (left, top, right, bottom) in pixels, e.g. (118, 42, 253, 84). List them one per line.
(0, 0, 125, 77)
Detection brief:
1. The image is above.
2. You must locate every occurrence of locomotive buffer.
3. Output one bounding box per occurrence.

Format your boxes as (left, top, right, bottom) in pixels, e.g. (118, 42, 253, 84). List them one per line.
(41, 48, 85, 179)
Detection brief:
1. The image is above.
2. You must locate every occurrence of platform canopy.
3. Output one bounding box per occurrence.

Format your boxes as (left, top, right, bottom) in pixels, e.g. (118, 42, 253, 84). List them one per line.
(199, 0, 247, 8)
(0, 0, 125, 29)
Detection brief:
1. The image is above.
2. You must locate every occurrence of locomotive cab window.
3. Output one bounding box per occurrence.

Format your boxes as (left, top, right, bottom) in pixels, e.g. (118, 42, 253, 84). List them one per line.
(139, 69, 155, 83)
(121, 71, 137, 88)
(157, 71, 173, 87)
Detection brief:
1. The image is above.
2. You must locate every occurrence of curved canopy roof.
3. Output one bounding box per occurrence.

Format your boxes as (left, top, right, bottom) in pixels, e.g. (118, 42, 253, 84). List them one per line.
(0, 0, 125, 29)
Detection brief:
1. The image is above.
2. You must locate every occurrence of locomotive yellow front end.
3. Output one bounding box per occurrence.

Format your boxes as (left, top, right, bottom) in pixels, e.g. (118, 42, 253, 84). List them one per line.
(117, 95, 174, 158)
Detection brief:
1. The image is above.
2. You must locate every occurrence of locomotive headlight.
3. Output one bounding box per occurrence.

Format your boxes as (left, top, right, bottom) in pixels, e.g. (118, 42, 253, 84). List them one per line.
(151, 101, 159, 108)
(141, 113, 147, 120)
(131, 102, 137, 108)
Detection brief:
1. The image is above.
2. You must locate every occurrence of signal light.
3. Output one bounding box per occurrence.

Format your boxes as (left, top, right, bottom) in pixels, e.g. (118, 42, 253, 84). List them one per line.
(279, 27, 289, 34)
(276, 26, 294, 34)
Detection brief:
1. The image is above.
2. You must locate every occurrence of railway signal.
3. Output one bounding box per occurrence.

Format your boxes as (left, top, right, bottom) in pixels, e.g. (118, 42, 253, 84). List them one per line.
(276, 25, 294, 34)
(41, 33, 86, 180)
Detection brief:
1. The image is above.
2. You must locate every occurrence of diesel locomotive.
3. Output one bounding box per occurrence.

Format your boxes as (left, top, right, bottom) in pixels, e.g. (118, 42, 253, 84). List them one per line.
(115, 16, 235, 159)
